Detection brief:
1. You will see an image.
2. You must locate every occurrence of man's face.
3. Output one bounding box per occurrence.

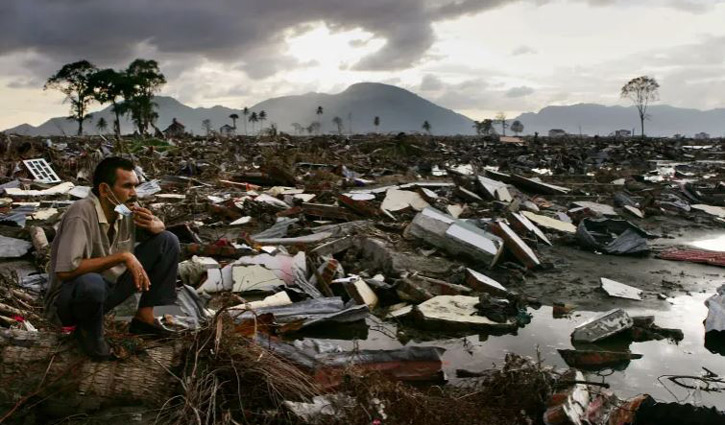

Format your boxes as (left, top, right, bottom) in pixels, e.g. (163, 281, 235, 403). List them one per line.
(108, 168, 139, 205)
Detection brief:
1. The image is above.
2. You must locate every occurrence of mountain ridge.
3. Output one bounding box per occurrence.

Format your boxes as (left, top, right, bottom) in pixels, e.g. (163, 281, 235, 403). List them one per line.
(3, 83, 725, 137)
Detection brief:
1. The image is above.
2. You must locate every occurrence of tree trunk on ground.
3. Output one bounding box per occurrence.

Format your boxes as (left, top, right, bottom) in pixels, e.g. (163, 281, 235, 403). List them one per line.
(0, 329, 186, 420)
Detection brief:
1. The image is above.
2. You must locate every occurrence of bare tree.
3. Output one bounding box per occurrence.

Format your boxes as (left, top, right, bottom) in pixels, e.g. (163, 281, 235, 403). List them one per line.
(495, 112, 508, 136)
(332, 116, 344, 135)
(621, 76, 659, 138)
(202, 118, 212, 136)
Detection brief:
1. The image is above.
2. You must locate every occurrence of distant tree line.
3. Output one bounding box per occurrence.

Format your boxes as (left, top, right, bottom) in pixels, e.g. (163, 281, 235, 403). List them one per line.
(44, 59, 166, 137)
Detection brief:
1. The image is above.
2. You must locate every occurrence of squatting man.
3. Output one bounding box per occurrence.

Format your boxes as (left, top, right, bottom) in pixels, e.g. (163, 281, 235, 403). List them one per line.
(44, 157, 180, 359)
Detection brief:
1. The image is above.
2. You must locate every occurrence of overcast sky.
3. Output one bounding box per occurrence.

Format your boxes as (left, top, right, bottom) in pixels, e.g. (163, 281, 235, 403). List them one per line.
(2, 0, 725, 130)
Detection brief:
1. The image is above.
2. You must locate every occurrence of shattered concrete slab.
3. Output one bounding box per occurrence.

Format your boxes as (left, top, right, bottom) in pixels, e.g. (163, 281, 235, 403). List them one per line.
(416, 295, 517, 331)
(410, 207, 503, 267)
(572, 309, 633, 343)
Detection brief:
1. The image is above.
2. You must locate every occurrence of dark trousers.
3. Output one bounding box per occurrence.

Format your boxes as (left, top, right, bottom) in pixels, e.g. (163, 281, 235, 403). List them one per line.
(55, 231, 179, 337)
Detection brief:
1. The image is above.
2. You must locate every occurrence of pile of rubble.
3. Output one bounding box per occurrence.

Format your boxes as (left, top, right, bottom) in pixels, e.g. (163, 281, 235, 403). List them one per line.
(1, 133, 725, 423)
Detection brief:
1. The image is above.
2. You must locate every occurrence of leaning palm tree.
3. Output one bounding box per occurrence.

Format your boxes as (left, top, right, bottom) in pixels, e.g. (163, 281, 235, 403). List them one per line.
(242, 107, 249, 135)
(229, 113, 239, 130)
(258, 110, 267, 132)
(422, 120, 431, 135)
(374, 116, 380, 133)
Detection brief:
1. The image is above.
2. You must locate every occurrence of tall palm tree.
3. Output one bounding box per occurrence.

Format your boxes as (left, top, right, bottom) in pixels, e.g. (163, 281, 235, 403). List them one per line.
(316, 106, 323, 134)
(229, 113, 239, 130)
(242, 107, 249, 135)
(374, 116, 380, 132)
(258, 110, 267, 132)
(249, 111, 259, 134)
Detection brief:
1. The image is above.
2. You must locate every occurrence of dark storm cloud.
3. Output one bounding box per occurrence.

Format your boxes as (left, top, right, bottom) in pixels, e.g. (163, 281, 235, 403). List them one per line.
(0, 0, 519, 77)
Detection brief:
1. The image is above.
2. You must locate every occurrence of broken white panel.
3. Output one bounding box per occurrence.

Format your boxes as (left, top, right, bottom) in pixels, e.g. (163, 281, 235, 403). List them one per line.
(494, 221, 540, 268)
(705, 284, 725, 332)
(68, 185, 91, 199)
(445, 222, 503, 265)
(600, 278, 643, 301)
(521, 211, 577, 234)
(381, 188, 430, 213)
(465, 268, 507, 295)
(255, 194, 290, 209)
(230, 291, 293, 311)
(451, 164, 474, 175)
(28, 208, 58, 221)
(419, 187, 439, 201)
(447, 204, 464, 218)
(232, 264, 286, 293)
(293, 193, 316, 203)
(135, 179, 162, 198)
(477, 175, 508, 199)
(410, 207, 503, 267)
(624, 205, 645, 219)
(692, 204, 725, 219)
(340, 276, 378, 309)
(230, 216, 253, 226)
(572, 201, 618, 216)
(207, 194, 229, 204)
(191, 256, 221, 270)
(266, 186, 298, 196)
(510, 212, 552, 246)
(612, 178, 626, 186)
(431, 165, 448, 176)
(495, 186, 513, 202)
(5, 182, 74, 197)
(23, 158, 61, 183)
(343, 192, 376, 201)
(155, 194, 186, 200)
(386, 303, 414, 319)
(572, 309, 633, 343)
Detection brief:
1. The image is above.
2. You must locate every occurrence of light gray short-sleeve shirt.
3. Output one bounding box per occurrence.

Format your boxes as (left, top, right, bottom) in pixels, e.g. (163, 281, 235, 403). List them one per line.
(44, 191, 135, 319)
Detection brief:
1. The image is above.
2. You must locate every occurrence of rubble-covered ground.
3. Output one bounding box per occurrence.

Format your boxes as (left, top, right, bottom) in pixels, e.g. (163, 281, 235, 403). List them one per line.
(1, 133, 725, 424)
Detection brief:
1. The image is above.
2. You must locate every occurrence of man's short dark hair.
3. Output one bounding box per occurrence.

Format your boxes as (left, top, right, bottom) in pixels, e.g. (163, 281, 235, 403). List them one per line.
(92, 157, 135, 196)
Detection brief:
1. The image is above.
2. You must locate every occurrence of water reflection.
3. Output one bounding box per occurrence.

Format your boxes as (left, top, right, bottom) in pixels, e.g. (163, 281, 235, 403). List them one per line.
(298, 293, 725, 409)
(690, 235, 725, 252)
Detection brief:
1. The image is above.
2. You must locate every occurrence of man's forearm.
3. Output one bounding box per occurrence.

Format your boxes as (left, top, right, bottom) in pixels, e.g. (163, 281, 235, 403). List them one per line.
(56, 252, 130, 282)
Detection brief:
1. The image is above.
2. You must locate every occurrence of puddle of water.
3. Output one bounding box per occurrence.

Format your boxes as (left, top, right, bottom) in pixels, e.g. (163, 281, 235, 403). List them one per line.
(295, 293, 725, 409)
(690, 235, 725, 252)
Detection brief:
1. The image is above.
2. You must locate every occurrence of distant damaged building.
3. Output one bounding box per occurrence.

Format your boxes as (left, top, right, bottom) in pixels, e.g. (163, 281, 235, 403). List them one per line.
(220, 124, 236, 137)
(163, 118, 186, 138)
(695, 132, 711, 140)
(548, 129, 567, 138)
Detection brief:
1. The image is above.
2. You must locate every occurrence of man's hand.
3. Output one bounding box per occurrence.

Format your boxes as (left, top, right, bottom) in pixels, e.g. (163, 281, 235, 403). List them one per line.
(131, 206, 165, 234)
(124, 252, 151, 291)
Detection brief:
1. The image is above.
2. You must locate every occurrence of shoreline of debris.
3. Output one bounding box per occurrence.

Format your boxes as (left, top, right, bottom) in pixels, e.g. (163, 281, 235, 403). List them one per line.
(1, 132, 725, 424)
